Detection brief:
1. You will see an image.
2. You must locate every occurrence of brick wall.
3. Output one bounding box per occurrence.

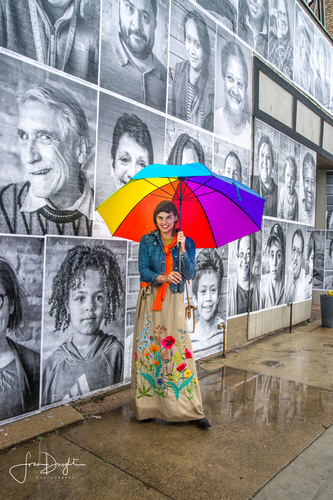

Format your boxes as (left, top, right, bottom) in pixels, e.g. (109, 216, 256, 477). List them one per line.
(326, 0, 333, 36)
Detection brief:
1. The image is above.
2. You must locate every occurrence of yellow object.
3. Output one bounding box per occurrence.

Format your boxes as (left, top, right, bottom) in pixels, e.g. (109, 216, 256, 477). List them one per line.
(327, 290, 333, 296)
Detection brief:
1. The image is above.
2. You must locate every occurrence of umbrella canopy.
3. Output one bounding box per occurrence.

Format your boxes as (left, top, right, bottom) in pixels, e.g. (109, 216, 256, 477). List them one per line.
(97, 163, 265, 248)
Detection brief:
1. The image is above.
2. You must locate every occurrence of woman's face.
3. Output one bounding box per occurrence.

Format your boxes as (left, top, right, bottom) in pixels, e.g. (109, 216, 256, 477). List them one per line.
(113, 132, 149, 187)
(182, 145, 199, 164)
(185, 19, 204, 72)
(67, 268, 107, 337)
(194, 271, 219, 322)
(224, 55, 246, 116)
(259, 142, 272, 186)
(268, 240, 283, 281)
(308, 249, 314, 277)
(0, 283, 13, 336)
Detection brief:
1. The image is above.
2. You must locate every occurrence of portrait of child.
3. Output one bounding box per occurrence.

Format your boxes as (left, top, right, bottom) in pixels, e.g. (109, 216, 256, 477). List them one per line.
(277, 155, 298, 221)
(191, 248, 224, 359)
(42, 244, 124, 406)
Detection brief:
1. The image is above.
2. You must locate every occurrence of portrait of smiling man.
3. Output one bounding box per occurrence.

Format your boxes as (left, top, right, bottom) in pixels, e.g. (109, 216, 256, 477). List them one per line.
(285, 227, 306, 303)
(0, 83, 94, 237)
(100, 0, 167, 112)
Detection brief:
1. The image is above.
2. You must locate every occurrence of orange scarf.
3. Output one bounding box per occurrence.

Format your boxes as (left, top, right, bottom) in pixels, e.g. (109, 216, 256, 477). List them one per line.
(140, 233, 177, 311)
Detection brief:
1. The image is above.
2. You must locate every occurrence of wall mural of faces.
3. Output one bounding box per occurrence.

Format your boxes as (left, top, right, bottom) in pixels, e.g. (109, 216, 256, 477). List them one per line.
(0, 0, 327, 424)
(253, 120, 316, 225)
(324, 231, 333, 290)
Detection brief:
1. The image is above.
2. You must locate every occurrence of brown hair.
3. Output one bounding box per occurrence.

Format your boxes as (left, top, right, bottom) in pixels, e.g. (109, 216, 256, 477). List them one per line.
(153, 201, 179, 230)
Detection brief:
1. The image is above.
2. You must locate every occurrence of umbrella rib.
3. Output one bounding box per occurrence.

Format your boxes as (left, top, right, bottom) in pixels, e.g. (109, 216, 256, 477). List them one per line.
(142, 178, 177, 198)
(194, 189, 218, 248)
(181, 176, 215, 200)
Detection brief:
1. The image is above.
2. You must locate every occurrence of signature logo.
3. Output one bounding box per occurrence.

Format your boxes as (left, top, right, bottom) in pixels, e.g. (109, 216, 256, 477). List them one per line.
(9, 451, 86, 484)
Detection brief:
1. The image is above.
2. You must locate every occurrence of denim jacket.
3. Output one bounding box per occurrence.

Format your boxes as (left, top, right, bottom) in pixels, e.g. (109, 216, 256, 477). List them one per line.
(138, 230, 195, 293)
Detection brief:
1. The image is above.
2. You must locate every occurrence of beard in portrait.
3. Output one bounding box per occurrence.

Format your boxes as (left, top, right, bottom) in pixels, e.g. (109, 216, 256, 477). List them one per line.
(215, 39, 251, 151)
(0, 83, 94, 237)
(100, 0, 168, 112)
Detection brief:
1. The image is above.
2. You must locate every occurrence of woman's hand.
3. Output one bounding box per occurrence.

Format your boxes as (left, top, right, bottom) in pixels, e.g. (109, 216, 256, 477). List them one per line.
(177, 231, 186, 254)
(166, 271, 182, 284)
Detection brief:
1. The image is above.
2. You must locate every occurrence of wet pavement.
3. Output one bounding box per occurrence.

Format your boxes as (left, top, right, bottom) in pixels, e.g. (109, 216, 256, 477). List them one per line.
(1, 319, 333, 499)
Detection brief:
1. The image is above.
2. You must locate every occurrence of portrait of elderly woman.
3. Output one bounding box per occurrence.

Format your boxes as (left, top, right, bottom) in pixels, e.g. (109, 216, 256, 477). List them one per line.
(110, 113, 154, 192)
(167, 133, 205, 165)
(215, 40, 251, 150)
(238, 0, 269, 59)
(169, 8, 215, 132)
(294, 7, 314, 95)
(42, 244, 124, 406)
(0, 256, 40, 421)
(261, 223, 286, 309)
(300, 151, 316, 225)
(268, 0, 293, 79)
(253, 134, 278, 217)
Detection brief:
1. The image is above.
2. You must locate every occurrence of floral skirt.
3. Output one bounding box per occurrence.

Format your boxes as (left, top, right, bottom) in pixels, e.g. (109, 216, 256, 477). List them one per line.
(130, 285, 205, 422)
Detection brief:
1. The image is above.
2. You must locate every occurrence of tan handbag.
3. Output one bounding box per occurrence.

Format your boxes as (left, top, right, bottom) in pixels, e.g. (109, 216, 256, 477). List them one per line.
(185, 280, 196, 333)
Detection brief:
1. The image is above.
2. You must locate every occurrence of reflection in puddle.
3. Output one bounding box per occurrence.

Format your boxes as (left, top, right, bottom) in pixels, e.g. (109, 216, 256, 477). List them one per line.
(199, 366, 333, 428)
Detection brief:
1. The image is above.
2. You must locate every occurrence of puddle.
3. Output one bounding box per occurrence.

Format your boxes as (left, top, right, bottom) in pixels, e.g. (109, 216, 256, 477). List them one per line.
(262, 360, 283, 368)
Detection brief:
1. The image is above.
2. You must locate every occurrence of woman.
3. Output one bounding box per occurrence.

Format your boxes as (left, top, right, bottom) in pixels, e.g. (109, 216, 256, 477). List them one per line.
(130, 200, 210, 428)
(215, 41, 251, 150)
(43, 244, 124, 406)
(170, 10, 214, 131)
(167, 133, 205, 165)
(269, 0, 293, 79)
(110, 113, 154, 192)
(261, 223, 285, 308)
(0, 257, 39, 421)
(238, 0, 268, 58)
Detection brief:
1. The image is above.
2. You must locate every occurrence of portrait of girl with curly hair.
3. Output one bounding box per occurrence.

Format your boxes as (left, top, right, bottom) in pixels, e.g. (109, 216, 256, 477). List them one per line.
(42, 243, 125, 406)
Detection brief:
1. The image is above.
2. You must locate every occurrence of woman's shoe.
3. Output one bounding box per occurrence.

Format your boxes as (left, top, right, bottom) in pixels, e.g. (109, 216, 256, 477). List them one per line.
(196, 418, 211, 429)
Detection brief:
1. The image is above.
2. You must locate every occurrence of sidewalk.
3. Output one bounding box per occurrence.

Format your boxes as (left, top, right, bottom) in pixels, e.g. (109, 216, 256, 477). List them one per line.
(1, 316, 333, 499)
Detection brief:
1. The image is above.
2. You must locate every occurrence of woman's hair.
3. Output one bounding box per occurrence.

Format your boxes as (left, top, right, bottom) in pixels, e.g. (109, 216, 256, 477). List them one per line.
(183, 10, 211, 105)
(221, 41, 248, 90)
(0, 257, 26, 331)
(111, 113, 154, 168)
(192, 249, 223, 298)
(238, 0, 268, 32)
(167, 133, 205, 165)
(307, 231, 315, 260)
(153, 201, 179, 229)
(49, 245, 124, 332)
(258, 135, 274, 169)
(284, 155, 297, 180)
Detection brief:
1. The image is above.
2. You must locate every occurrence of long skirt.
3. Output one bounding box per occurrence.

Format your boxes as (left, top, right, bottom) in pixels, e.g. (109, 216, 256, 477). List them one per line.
(130, 285, 205, 422)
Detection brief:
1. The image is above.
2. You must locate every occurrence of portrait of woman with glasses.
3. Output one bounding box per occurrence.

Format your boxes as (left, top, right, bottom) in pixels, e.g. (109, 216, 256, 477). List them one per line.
(0, 256, 40, 421)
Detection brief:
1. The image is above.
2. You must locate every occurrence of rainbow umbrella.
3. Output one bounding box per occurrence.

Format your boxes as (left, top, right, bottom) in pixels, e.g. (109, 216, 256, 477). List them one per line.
(97, 163, 265, 249)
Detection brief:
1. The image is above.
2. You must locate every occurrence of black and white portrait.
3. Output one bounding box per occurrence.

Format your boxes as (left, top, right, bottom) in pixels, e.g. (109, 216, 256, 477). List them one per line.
(324, 232, 333, 290)
(0, 0, 100, 84)
(252, 120, 279, 218)
(94, 93, 165, 237)
(238, 0, 269, 59)
(304, 229, 315, 300)
(188, 246, 228, 359)
(0, 235, 43, 423)
(213, 137, 250, 186)
(168, 0, 216, 132)
(313, 230, 325, 289)
(260, 220, 286, 309)
(268, 0, 294, 80)
(42, 237, 127, 406)
(227, 233, 261, 317)
(0, 54, 97, 237)
(285, 223, 306, 303)
(314, 30, 331, 110)
(166, 119, 213, 168)
(277, 133, 300, 221)
(299, 147, 316, 226)
(100, 0, 169, 112)
(215, 27, 252, 150)
(197, 0, 238, 33)
(294, 4, 314, 96)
